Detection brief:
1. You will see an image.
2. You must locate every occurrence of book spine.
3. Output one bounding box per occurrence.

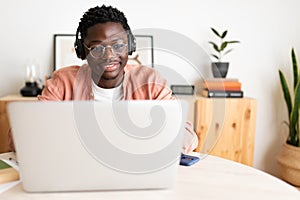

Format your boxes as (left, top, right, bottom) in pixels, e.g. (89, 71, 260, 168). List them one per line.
(202, 90, 244, 98)
(203, 78, 239, 82)
(204, 82, 241, 87)
(203, 82, 242, 91)
(204, 86, 242, 91)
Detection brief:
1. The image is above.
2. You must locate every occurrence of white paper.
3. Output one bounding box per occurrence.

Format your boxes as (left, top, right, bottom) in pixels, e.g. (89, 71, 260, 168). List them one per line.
(0, 180, 21, 194)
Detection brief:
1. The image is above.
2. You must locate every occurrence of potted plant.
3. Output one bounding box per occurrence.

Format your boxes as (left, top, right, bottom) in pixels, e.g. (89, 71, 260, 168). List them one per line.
(277, 48, 300, 186)
(209, 27, 240, 78)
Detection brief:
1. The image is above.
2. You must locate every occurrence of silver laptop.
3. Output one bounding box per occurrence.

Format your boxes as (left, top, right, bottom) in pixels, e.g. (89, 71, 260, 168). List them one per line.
(8, 100, 188, 192)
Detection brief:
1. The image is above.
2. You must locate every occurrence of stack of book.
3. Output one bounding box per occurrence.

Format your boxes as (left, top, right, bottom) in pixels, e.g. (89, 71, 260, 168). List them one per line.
(0, 159, 19, 184)
(201, 78, 243, 98)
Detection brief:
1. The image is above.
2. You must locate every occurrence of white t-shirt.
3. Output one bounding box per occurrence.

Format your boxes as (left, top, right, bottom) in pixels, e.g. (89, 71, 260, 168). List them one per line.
(91, 80, 124, 101)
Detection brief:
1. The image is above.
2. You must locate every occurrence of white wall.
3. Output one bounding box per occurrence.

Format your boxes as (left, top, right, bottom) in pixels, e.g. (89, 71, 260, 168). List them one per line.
(1, 0, 300, 176)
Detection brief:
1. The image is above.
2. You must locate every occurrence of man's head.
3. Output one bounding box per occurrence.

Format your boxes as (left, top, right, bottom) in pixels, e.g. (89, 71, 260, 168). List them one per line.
(75, 5, 136, 88)
(75, 5, 135, 60)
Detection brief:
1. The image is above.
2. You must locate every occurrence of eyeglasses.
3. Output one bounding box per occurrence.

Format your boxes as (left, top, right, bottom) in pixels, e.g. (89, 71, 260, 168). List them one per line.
(84, 40, 128, 59)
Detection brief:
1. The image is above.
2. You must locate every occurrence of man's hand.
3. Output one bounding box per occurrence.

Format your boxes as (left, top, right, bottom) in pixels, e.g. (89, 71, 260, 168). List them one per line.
(182, 121, 198, 154)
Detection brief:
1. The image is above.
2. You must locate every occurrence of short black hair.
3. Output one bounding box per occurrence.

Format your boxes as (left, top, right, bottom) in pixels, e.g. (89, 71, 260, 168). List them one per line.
(76, 5, 131, 39)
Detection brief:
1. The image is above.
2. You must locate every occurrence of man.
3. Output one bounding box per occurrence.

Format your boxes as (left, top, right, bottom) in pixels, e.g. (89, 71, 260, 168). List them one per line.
(38, 5, 198, 153)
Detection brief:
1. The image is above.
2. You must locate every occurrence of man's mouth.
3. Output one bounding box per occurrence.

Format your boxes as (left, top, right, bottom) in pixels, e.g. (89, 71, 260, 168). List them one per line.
(104, 62, 119, 72)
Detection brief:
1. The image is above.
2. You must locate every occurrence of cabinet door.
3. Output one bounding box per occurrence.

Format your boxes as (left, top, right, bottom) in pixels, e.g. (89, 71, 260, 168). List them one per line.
(0, 95, 37, 153)
(0, 101, 11, 153)
(194, 97, 257, 166)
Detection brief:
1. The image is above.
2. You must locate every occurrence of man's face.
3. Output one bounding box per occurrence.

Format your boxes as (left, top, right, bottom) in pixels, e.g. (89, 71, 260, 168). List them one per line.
(84, 22, 129, 88)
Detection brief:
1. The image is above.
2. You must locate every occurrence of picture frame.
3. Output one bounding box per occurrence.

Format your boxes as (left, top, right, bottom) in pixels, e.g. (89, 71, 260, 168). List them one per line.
(128, 35, 154, 68)
(53, 34, 154, 71)
(53, 34, 85, 71)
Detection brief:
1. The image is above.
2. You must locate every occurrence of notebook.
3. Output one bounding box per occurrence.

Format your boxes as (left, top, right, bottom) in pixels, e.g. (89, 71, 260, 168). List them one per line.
(7, 100, 188, 192)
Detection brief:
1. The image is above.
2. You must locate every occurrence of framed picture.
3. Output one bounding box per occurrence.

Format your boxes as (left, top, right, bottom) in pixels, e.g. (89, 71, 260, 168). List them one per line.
(128, 35, 154, 68)
(53, 34, 154, 71)
(53, 34, 85, 71)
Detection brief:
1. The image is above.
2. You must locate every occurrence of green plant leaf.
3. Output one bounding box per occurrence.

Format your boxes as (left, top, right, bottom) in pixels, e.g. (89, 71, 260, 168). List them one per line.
(211, 54, 219, 60)
(279, 70, 292, 116)
(289, 81, 300, 145)
(223, 49, 233, 56)
(211, 27, 221, 38)
(209, 41, 220, 52)
(208, 41, 217, 46)
(292, 48, 299, 90)
(226, 40, 240, 44)
(289, 121, 297, 145)
(221, 30, 227, 39)
(220, 42, 228, 51)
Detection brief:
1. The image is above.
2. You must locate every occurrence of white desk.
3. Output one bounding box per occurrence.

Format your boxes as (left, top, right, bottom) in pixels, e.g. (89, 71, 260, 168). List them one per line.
(1, 152, 299, 200)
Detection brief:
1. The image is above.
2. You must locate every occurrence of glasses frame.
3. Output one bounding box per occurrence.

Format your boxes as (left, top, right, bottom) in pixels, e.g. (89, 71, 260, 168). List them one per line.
(83, 42, 128, 59)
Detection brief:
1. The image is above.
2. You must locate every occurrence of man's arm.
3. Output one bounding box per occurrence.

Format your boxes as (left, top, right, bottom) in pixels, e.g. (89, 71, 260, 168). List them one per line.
(38, 75, 64, 101)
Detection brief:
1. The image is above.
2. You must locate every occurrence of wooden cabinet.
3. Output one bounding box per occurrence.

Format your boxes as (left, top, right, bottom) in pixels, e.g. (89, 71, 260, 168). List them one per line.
(0, 95, 37, 153)
(0, 94, 257, 166)
(194, 97, 257, 166)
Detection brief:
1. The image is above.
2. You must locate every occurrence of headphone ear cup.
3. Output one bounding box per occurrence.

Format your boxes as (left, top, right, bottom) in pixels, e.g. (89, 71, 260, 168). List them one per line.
(128, 32, 136, 55)
(75, 38, 86, 59)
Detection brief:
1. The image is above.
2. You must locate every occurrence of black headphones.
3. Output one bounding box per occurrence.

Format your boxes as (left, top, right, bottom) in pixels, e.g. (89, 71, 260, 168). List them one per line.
(74, 27, 136, 60)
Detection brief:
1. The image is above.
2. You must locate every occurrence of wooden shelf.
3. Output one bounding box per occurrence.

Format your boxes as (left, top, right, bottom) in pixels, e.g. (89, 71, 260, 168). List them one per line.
(194, 97, 257, 166)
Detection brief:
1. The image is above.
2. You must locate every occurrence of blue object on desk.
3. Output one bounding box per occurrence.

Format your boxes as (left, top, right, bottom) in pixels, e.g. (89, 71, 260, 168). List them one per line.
(180, 154, 200, 166)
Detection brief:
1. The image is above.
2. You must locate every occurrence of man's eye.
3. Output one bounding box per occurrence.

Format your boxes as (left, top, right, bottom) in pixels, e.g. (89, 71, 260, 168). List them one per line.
(113, 43, 125, 49)
(92, 45, 104, 51)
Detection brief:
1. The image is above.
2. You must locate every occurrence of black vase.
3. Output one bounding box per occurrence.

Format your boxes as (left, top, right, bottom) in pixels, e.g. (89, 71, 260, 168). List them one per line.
(211, 62, 229, 78)
(20, 82, 42, 97)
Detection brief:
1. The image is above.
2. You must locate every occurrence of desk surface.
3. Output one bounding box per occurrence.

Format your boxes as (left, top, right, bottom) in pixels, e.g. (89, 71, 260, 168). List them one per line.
(1, 153, 299, 200)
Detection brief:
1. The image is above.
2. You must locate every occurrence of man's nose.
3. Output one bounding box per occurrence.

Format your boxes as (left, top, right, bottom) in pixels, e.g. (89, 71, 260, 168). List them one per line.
(103, 46, 116, 58)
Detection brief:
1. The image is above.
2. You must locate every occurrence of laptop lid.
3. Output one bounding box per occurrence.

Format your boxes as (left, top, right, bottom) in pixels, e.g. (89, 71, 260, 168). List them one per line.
(8, 100, 188, 192)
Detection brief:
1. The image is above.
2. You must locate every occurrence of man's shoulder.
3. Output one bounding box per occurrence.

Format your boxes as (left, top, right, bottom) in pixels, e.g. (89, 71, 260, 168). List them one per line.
(53, 65, 81, 76)
(51, 65, 87, 81)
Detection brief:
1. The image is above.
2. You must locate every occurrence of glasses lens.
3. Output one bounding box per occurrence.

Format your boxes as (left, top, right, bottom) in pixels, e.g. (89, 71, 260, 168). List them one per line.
(90, 45, 105, 58)
(111, 42, 127, 54)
